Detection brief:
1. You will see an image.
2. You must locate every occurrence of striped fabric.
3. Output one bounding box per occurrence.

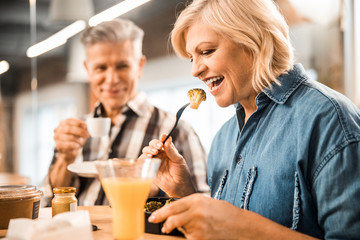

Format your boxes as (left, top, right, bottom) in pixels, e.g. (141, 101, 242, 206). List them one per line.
(42, 92, 209, 206)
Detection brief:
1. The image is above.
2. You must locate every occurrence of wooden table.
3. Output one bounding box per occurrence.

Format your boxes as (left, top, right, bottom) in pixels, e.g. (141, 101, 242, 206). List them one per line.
(0, 206, 184, 239)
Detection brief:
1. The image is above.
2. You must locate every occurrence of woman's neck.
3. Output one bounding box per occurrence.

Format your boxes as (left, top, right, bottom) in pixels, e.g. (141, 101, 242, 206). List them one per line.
(240, 91, 258, 124)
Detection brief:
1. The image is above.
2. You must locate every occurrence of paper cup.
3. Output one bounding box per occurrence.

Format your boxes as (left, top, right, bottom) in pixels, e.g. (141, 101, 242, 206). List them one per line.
(86, 117, 111, 138)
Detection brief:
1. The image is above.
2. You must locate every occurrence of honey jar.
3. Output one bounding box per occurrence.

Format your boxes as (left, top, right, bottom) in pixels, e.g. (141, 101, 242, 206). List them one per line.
(52, 187, 77, 217)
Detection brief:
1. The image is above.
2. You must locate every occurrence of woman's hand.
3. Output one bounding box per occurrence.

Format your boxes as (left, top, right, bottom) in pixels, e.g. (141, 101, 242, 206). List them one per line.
(141, 134, 196, 197)
(149, 194, 320, 240)
(149, 194, 243, 240)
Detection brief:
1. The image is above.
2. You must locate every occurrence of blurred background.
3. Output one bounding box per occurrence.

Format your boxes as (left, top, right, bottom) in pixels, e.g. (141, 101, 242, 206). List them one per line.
(0, 0, 359, 185)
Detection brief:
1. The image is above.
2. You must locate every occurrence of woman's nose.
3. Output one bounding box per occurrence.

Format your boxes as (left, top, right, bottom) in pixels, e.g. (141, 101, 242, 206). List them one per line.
(191, 58, 206, 78)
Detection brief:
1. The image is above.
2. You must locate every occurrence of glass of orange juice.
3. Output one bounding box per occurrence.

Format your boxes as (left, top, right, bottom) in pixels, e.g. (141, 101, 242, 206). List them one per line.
(95, 158, 161, 240)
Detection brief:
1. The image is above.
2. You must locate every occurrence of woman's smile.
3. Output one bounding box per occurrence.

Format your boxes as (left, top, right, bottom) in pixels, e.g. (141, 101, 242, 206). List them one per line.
(204, 75, 224, 93)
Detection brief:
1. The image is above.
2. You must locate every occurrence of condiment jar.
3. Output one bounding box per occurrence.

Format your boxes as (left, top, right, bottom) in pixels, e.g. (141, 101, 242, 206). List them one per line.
(52, 187, 77, 217)
(0, 185, 43, 229)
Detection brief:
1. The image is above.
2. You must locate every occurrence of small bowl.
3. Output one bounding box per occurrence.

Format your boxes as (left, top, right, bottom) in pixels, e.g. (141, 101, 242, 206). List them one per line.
(144, 197, 183, 236)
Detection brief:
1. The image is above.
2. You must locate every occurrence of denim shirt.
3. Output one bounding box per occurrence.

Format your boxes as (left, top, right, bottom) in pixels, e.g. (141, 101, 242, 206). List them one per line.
(207, 64, 360, 239)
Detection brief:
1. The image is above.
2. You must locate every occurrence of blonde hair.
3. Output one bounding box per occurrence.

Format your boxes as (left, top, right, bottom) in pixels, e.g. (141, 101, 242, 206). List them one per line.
(171, 0, 294, 92)
(81, 19, 144, 60)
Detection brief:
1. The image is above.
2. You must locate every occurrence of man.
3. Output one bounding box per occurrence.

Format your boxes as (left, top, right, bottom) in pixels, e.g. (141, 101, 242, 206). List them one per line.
(41, 19, 208, 206)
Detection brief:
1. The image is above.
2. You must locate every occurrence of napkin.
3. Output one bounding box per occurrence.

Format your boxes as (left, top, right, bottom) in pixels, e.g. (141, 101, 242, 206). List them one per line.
(6, 210, 93, 240)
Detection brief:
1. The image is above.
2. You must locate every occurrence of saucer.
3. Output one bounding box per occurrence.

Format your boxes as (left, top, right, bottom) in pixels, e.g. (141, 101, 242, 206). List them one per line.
(67, 162, 98, 178)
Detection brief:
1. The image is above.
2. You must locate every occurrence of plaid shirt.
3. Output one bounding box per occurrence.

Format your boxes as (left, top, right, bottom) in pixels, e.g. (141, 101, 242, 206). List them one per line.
(41, 92, 208, 206)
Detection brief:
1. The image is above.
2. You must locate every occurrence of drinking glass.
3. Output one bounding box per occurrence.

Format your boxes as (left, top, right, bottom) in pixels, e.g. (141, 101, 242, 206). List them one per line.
(94, 158, 161, 240)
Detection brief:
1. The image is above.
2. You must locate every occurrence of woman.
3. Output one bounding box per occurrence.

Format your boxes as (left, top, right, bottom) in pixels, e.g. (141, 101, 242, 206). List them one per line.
(141, 0, 360, 239)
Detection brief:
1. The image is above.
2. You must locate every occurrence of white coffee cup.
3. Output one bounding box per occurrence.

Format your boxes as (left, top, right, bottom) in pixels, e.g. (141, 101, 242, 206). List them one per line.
(86, 117, 111, 138)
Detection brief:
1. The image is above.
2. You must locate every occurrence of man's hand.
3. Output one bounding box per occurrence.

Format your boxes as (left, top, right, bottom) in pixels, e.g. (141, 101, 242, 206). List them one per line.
(50, 118, 90, 187)
(53, 118, 90, 164)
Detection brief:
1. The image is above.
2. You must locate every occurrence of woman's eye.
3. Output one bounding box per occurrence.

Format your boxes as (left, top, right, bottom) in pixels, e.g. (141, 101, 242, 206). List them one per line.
(202, 49, 214, 55)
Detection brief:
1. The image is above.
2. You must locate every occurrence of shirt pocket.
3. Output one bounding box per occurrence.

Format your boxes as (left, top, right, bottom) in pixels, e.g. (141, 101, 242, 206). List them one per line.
(240, 166, 257, 210)
(213, 170, 229, 200)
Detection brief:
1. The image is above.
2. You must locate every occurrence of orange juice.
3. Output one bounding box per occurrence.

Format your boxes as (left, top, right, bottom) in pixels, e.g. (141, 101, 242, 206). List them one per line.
(102, 177, 153, 240)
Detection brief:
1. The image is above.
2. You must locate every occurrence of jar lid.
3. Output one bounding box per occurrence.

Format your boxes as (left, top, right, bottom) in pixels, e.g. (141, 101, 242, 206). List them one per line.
(53, 187, 76, 194)
(0, 185, 43, 201)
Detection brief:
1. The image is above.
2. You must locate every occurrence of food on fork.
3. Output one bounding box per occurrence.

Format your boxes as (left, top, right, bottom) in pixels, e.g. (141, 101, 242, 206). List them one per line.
(187, 88, 206, 109)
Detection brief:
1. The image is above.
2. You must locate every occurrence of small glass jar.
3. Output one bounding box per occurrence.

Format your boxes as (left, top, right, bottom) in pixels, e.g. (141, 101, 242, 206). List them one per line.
(0, 185, 43, 229)
(52, 187, 77, 217)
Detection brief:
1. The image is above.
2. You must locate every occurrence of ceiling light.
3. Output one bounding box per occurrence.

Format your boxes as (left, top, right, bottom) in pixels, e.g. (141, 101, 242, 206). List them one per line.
(27, 20, 87, 58)
(89, 0, 151, 27)
(0, 61, 10, 75)
(27, 0, 150, 58)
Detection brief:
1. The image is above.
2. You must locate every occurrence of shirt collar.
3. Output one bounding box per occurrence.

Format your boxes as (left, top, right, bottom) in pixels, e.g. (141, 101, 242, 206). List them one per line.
(126, 91, 149, 117)
(261, 63, 308, 104)
(234, 64, 307, 126)
(93, 91, 149, 118)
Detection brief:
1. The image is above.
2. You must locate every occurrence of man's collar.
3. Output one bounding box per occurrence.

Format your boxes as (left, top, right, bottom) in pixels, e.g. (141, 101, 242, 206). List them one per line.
(126, 92, 148, 117)
(93, 92, 148, 118)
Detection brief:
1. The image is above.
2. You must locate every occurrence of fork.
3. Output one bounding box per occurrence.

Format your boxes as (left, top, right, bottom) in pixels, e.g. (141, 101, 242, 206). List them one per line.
(163, 103, 190, 144)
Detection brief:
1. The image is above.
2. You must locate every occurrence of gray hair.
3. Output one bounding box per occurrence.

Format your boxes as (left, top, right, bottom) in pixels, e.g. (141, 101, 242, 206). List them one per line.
(81, 19, 144, 59)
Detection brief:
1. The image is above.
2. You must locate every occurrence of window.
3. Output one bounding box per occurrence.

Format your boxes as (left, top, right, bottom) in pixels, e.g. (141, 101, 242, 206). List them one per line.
(18, 100, 77, 184)
(14, 83, 88, 185)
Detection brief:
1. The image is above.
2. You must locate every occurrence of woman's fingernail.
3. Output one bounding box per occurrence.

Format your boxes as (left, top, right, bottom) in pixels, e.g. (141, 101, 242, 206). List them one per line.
(156, 143, 162, 148)
(148, 215, 155, 222)
(161, 227, 168, 234)
(151, 149, 157, 154)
